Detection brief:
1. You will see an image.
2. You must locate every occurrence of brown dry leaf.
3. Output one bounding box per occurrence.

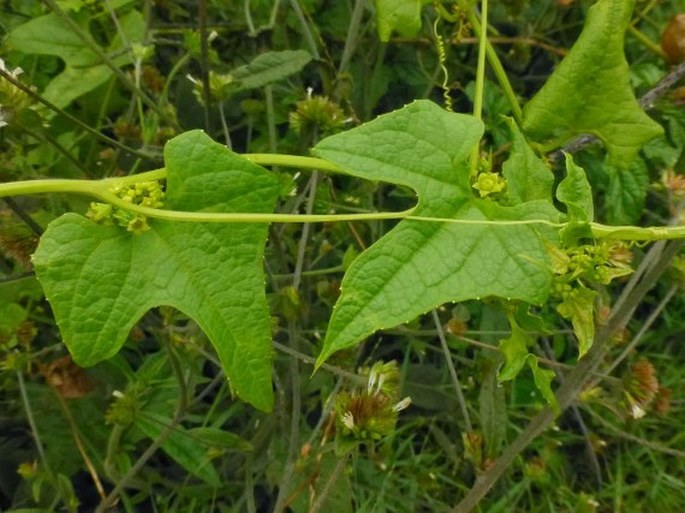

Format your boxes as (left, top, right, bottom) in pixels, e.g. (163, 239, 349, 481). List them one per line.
(39, 355, 95, 398)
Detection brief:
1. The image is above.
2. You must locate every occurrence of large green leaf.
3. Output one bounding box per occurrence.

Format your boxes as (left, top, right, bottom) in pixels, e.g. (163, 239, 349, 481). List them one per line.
(522, 0, 662, 169)
(33, 131, 279, 411)
(314, 100, 558, 364)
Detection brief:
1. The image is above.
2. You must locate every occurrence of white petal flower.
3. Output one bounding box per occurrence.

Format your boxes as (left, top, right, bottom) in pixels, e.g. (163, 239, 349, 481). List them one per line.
(0, 58, 23, 78)
(393, 396, 412, 412)
(629, 403, 646, 419)
(342, 411, 355, 430)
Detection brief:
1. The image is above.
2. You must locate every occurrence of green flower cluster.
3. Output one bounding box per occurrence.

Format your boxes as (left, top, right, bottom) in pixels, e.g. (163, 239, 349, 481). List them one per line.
(550, 241, 633, 292)
(87, 180, 165, 234)
(548, 241, 634, 357)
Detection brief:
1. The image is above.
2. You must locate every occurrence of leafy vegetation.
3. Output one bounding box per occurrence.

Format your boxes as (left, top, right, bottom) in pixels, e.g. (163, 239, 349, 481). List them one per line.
(1, 0, 685, 512)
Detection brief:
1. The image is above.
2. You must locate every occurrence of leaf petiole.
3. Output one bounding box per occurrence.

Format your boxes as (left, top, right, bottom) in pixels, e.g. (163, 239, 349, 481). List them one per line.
(2, 153, 685, 240)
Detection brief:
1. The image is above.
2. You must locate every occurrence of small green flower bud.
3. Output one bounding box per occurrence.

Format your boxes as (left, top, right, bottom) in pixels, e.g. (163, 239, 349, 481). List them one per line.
(472, 172, 506, 198)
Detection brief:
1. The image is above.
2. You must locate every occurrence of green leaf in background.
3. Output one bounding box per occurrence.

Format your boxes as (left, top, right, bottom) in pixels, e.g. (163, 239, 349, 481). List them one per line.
(497, 321, 560, 411)
(232, 50, 312, 91)
(33, 131, 279, 411)
(557, 154, 594, 244)
(374, 0, 427, 42)
(479, 357, 507, 460)
(187, 427, 253, 453)
(133, 412, 221, 486)
(0, 303, 26, 333)
(6, 9, 145, 108)
(314, 101, 557, 364)
(498, 324, 531, 382)
(556, 285, 597, 358)
(6, 13, 99, 67)
(557, 154, 594, 223)
(605, 160, 649, 225)
(521, 0, 663, 169)
(526, 354, 558, 413)
(502, 118, 554, 205)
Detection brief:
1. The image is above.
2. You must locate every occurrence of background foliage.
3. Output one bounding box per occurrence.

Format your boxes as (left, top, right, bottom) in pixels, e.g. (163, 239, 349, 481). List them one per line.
(1, 0, 685, 512)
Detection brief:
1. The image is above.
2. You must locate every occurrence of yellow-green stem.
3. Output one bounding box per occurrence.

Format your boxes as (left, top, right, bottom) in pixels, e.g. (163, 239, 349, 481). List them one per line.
(2, 154, 685, 241)
(469, 0, 489, 177)
(457, 0, 522, 124)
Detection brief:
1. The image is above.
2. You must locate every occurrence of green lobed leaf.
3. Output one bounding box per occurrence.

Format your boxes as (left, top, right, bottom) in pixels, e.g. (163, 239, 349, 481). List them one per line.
(33, 130, 280, 411)
(313, 100, 558, 364)
(232, 50, 312, 91)
(521, 0, 663, 169)
(374, 0, 425, 42)
(526, 354, 558, 413)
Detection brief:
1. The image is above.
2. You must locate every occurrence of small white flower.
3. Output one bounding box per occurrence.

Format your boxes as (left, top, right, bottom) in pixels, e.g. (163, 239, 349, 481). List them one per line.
(112, 390, 125, 399)
(376, 373, 386, 393)
(342, 411, 355, 430)
(0, 58, 23, 78)
(629, 403, 646, 419)
(393, 396, 412, 412)
(367, 369, 378, 394)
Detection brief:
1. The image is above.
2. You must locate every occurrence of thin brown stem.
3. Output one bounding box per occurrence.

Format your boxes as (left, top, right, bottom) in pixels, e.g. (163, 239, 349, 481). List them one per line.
(451, 239, 685, 512)
(433, 310, 473, 431)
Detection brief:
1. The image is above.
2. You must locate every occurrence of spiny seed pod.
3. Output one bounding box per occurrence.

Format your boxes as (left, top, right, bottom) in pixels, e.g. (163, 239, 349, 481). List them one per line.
(289, 95, 346, 138)
(661, 14, 685, 64)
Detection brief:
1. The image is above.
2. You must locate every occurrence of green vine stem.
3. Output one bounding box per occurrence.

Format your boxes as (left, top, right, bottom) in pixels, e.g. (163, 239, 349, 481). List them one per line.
(471, 0, 488, 124)
(456, 0, 523, 124)
(2, 153, 685, 241)
(470, 0, 488, 176)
